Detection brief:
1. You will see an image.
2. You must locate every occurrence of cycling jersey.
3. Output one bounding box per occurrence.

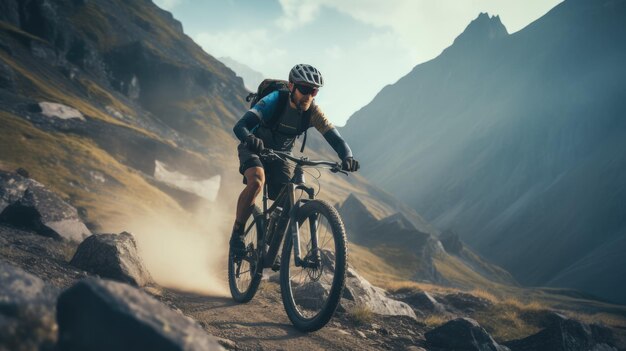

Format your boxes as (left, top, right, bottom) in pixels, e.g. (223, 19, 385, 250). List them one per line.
(247, 91, 334, 152)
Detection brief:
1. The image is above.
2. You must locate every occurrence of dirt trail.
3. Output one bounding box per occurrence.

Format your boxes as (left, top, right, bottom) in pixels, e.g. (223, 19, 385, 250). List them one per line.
(0, 225, 426, 351)
(161, 282, 414, 351)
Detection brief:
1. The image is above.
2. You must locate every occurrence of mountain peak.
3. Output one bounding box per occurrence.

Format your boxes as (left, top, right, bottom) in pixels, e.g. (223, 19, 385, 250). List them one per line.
(452, 12, 508, 47)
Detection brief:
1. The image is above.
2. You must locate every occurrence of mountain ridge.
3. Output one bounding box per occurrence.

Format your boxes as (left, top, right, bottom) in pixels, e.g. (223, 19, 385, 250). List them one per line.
(340, 0, 626, 303)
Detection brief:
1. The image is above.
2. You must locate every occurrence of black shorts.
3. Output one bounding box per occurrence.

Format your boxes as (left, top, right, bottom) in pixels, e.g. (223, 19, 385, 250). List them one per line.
(237, 143, 292, 200)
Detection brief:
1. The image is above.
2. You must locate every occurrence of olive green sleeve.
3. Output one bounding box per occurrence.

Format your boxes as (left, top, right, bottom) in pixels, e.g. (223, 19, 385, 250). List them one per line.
(309, 104, 334, 135)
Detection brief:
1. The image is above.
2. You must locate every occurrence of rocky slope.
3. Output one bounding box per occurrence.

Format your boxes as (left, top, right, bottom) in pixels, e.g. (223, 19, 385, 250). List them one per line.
(341, 0, 626, 303)
(0, 0, 248, 226)
(2, 173, 624, 350)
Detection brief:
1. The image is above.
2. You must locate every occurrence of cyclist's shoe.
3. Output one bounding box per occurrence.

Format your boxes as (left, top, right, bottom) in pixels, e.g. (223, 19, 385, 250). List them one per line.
(271, 254, 281, 271)
(229, 230, 246, 260)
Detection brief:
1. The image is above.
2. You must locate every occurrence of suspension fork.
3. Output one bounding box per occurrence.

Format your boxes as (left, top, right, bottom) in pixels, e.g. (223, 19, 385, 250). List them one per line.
(288, 183, 316, 267)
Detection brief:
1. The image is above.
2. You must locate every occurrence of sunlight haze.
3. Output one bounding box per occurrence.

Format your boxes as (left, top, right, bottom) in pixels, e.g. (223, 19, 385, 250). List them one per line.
(154, 0, 562, 125)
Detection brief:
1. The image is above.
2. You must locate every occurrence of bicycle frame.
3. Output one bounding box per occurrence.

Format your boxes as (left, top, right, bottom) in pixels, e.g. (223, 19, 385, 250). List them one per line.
(261, 164, 316, 269)
(230, 148, 348, 330)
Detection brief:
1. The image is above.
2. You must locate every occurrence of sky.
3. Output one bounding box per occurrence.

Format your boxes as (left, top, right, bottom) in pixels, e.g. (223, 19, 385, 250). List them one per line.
(154, 0, 562, 126)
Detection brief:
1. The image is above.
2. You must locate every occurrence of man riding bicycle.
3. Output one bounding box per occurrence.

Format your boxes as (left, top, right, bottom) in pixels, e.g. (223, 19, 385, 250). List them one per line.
(230, 64, 360, 257)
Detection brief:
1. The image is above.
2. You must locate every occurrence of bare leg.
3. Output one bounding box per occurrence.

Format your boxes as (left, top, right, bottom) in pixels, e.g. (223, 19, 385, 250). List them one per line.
(233, 166, 265, 232)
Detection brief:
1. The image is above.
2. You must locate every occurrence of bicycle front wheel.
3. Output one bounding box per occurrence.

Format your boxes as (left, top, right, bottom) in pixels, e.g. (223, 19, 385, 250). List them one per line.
(228, 206, 264, 303)
(279, 200, 347, 332)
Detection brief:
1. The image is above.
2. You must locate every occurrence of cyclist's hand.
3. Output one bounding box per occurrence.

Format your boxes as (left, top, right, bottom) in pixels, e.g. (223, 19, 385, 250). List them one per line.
(342, 157, 360, 172)
(245, 135, 264, 154)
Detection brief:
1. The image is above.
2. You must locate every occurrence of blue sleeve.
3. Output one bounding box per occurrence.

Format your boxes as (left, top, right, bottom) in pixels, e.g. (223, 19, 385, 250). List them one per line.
(233, 111, 260, 142)
(249, 91, 279, 123)
(323, 128, 353, 159)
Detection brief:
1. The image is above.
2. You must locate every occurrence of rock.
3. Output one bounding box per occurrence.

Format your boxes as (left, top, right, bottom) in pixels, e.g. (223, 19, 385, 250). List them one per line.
(288, 251, 415, 319)
(293, 280, 331, 311)
(396, 290, 446, 314)
(504, 313, 617, 351)
(337, 195, 443, 282)
(70, 232, 153, 287)
(38, 102, 85, 120)
(342, 266, 416, 319)
(0, 170, 91, 241)
(440, 292, 493, 312)
(0, 261, 58, 351)
(425, 317, 510, 351)
(154, 160, 221, 202)
(56, 278, 224, 351)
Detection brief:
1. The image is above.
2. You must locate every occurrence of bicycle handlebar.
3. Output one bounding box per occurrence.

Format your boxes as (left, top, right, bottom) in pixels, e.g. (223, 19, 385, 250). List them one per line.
(259, 149, 348, 175)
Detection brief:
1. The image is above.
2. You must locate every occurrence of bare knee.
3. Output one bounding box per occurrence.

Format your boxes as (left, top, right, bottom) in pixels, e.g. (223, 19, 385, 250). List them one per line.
(247, 178, 264, 192)
(244, 167, 265, 193)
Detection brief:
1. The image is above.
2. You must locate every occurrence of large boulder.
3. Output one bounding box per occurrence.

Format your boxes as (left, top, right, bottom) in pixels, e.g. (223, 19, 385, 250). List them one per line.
(70, 232, 153, 287)
(395, 290, 446, 315)
(425, 317, 510, 351)
(312, 249, 416, 318)
(0, 170, 91, 241)
(0, 261, 58, 351)
(342, 267, 417, 319)
(504, 313, 617, 351)
(56, 278, 224, 351)
(439, 292, 493, 313)
(289, 251, 416, 319)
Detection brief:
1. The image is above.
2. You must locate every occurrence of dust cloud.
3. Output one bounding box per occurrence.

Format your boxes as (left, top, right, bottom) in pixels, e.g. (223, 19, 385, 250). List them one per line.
(119, 200, 235, 297)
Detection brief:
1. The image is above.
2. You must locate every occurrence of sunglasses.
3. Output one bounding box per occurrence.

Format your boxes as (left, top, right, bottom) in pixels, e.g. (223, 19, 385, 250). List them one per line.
(295, 84, 319, 97)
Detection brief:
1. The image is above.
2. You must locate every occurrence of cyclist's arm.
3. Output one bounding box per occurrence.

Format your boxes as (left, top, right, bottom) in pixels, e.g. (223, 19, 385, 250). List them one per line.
(309, 105, 353, 159)
(323, 128, 353, 160)
(233, 111, 259, 141)
(233, 91, 280, 142)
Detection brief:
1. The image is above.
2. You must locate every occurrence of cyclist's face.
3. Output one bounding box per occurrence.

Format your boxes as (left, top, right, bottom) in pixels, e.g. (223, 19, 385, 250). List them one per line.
(289, 83, 315, 111)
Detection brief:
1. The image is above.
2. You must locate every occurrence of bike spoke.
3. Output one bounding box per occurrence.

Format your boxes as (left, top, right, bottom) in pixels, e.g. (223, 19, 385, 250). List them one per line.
(287, 210, 338, 321)
(229, 211, 261, 300)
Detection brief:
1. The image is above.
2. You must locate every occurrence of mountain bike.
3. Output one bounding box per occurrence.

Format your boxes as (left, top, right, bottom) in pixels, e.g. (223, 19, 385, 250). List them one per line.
(227, 148, 348, 332)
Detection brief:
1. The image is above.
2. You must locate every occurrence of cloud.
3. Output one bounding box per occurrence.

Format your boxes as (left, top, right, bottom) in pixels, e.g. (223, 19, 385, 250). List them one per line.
(194, 29, 287, 70)
(275, 1, 323, 31)
(276, 0, 562, 65)
(153, 0, 183, 11)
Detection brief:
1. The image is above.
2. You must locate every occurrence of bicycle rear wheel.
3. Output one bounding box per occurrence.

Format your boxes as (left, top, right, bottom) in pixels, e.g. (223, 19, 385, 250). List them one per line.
(279, 200, 347, 332)
(228, 206, 264, 303)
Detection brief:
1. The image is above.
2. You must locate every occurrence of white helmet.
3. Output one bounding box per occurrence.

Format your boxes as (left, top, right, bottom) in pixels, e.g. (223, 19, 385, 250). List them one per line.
(289, 64, 324, 87)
